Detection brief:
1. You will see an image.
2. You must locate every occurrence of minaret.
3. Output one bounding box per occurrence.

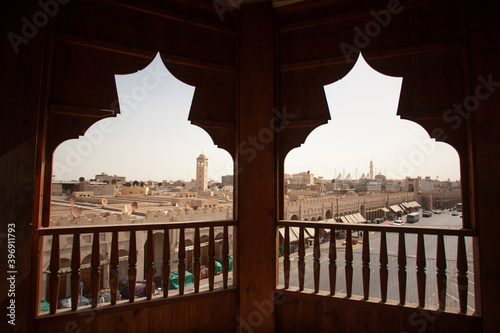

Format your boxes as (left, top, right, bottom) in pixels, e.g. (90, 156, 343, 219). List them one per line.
(196, 153, 208, 192)
(369, 160, 374, 180)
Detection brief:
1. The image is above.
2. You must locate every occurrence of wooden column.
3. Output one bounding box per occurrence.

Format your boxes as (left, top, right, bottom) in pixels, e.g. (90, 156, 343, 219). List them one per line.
(237, 3, 276, 331)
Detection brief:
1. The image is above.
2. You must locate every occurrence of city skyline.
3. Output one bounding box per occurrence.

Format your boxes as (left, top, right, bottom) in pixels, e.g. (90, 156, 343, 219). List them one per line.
(52, 54, 461, 182)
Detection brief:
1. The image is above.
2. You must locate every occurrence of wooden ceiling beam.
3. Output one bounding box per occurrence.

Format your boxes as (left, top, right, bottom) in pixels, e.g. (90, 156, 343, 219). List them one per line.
(99, 0, 236, 35)
(55, 33, 236, 74)
(280, 40, 461, 72)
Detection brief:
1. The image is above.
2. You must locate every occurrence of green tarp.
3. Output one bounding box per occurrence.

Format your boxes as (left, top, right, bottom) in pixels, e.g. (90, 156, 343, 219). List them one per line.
(215, 260, 222, 274)
(217, 256, 233, 272)
(168, 271, 194, 290)
(40, 299, 50, 312)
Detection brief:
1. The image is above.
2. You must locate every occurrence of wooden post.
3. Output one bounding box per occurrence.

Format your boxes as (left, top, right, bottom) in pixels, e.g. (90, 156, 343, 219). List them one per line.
(298, 227, 305, 291)
(362, 230, 370, 300)
(145, 229, 154, 300)
(457, 235, 468, 313)
(90, 232, 100, 308)
(398, 232, 407, 305)
(416, 233, 426, 308)
(313, 227, 320, 293)
(194, 227, 201, 293)
(49, 235, 60, 314)
(109, 231, 119, 305)
(178, 228, 186, 295)
(70, 233, 81, 311)
(436, 234, 447, 310)
(345, 230, 353, 298)
(237, 3, 276, 330)
(329, 228, 337, 295)
(380, 231, 388, 303)
(208, 226, 215, 291)
(162, 228, 170, 298)
(284, 227, 290, 289)
(128, 231, 137, 303)
(222, 225, 229, 289)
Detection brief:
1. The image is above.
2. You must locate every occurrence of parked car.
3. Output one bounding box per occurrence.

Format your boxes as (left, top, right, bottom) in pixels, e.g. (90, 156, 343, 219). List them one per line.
(392, 220, 404, 225)
(423, 211, 432, 217)
(433, 209, 442, 214)
(451, 211, 459, 216)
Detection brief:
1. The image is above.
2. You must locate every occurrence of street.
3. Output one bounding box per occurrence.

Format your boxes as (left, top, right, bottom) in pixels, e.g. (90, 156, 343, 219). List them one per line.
(279, 212, 476, 312)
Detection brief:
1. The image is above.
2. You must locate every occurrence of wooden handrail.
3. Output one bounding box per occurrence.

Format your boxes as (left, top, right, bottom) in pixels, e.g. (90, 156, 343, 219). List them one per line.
(277, 220, 476, 236)
(36, 220, 237, 235)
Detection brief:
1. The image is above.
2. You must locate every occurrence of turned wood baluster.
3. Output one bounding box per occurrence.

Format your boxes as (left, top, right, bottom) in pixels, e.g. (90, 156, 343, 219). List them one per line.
(162, 227, 170, 298)
(178, 228, 186, 295)
(380, 231, 388, 303)
(457, 235, 468, 314)
(345, 230, 353, 298)
(436, 234, 447, 310)
(128, 230, 137, 302)
(90, 232, 100, 308)
(329, 228, 337, 295)
(298, 227, 305, 291)
(416, 233, 426, 308)
(284, 227, 290, 289)
(362, 230, 370, 300)
(145, 229, 154, 300)
(49, 235, 60, 314)
(193, 227, 201, 293)
(222, 225, 229, 289)
(398, 232, 407, 305)
(70, 232, 80, 311)
(109, 231, 119, 305)
(208, 226, 215, 291)
(457, 236, 469, 313)
(313, 227, 320, 293)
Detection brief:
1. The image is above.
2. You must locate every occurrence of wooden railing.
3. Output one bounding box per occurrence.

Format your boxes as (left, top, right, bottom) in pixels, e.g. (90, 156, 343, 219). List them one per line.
(278, 220, 477, 314)
(36, 220, 236, 315)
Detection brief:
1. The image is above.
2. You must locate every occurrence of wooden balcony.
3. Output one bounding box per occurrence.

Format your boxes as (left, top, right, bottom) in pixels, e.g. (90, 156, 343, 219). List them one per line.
(275, 220, 482, 331)
(34, 220, 237, 332)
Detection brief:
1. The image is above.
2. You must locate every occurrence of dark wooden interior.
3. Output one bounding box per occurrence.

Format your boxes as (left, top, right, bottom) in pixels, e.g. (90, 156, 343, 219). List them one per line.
(1, 0, 499, 332)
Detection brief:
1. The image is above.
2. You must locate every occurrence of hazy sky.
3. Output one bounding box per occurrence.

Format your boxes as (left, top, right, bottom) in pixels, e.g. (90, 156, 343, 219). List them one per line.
(52, 53, 460, 182)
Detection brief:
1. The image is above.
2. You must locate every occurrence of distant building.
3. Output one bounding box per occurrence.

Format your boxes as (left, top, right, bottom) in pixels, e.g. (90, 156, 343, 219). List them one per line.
(405, 176, 422, 193)
(421, 176, 435, 191)
(291, 171, 314, 185)
(196, 154, 208, 192)
(221, 175, 234, 185)
(120, 187, 149, 195)
(95, 172, 126, 183)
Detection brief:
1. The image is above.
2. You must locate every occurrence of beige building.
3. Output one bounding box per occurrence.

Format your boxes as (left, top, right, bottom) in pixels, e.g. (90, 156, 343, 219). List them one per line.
(291, 172, 314, 185)
(120, 186, 149, 195)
